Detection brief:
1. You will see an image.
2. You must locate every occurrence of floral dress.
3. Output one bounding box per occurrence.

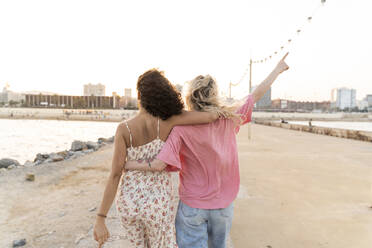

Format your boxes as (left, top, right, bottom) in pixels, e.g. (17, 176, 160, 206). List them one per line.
(115, 119, 178, 248)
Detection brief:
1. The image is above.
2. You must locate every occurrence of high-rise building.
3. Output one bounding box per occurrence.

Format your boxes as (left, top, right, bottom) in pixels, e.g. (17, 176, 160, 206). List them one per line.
(124, 88, 132, 98)
(84, 83, 105, 96)
(0, 83, 25, 103)
(335, 87, 356, 110)
(367, 94, 372, 111)
(252, 86, 271, 109)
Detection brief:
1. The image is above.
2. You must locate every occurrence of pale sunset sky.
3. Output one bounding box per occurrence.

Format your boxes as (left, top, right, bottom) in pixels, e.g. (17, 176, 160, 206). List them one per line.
(0, 0, 371, 101)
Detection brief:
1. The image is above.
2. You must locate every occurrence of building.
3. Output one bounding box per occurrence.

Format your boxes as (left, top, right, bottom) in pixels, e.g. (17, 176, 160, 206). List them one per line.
(271, 99, 331, 112)
(175, 84, 183, 94)
(335, 87, 356, 110)
(83, 83, 105, 96)
(367, 94, 372, 112)
(0, 83, 25, 104)
(252, 86, 271, 109)
(357, 99, 368, 111)
(25, 93, 119, 109)
(124, 88, 132, 98)
(121, 88, 136, 108)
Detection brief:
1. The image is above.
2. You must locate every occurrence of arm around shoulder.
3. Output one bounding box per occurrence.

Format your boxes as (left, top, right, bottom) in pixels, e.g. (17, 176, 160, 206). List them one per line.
(168, 110, 219, 127)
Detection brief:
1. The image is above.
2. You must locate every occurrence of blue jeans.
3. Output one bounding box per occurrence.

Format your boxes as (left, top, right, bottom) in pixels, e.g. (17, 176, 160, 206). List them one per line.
(175, 200, 234, 248)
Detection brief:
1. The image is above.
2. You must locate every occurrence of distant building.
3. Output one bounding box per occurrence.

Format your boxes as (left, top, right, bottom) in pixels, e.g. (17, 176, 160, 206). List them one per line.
(252, 86, 271, 109)
(357, 99, 368, 111)
(121, 88, 136, 108)
(175, 84, 183, 94)
(335, 87, 356, 110)
(124, 88, 132, 98)
(25, 93, 118, 109)
(367, 94, 372, 112)
(84, 83, 105, 96)
(271, 99, 331, 112)
(0, 83, 25, 104)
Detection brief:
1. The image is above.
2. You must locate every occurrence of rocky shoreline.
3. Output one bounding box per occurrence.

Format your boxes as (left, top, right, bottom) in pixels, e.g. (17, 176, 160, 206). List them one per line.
(0, 136, 114, 172)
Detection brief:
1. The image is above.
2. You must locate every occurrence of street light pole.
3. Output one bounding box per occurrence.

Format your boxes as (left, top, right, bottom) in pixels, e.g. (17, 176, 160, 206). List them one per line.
(248, 58, 253, 139)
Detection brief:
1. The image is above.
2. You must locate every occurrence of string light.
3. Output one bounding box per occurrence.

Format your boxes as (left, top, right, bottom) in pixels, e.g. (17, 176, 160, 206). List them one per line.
(232, 0, 327, 87)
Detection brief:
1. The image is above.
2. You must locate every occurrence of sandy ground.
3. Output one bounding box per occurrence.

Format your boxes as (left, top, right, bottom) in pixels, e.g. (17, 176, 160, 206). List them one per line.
(1, 124, 372, 247)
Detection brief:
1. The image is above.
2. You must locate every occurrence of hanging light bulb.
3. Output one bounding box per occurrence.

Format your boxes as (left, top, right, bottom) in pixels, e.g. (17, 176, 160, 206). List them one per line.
(308, 16, 312, 22)
(288, 39, 292, 43)
(297, 29, 301, 34)
(274, 51, 278, 54)
(321, 0, 326, 4)
(281, 46, 284, 50)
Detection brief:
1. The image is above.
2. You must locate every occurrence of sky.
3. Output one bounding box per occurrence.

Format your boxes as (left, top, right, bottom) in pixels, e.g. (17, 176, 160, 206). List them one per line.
(0, 0, 371, 101)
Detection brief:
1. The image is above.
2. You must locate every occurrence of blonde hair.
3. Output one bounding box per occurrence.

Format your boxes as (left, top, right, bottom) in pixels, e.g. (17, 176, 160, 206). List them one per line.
(185, 75, 238, 119)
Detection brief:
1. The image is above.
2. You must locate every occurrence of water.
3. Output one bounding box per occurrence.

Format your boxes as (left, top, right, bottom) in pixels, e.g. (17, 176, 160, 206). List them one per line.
(0, 119, 118, 164)
(288, 121, 372, 132)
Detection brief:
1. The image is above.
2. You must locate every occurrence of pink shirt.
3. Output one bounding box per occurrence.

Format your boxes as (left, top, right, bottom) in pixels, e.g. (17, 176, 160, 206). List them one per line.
(157, 95, 254, 209)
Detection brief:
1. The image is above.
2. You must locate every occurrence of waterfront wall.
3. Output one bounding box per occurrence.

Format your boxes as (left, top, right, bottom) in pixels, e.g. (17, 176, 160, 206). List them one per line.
(252, 112, 372, 121)
(255, 120, 372, 142)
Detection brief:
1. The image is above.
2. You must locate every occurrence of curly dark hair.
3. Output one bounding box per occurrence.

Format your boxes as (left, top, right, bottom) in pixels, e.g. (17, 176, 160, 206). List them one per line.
(137, 69, 184, 120)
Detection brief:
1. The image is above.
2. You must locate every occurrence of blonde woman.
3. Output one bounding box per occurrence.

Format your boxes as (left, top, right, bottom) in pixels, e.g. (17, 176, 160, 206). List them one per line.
(125, 53, 289, 248)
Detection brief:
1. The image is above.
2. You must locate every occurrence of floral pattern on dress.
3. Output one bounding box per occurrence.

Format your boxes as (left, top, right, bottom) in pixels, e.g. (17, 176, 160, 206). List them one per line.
(115, 138, 178, 248)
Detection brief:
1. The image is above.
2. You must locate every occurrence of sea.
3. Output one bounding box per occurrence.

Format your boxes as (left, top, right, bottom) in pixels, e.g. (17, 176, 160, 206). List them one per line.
(0, 119, 118, 164)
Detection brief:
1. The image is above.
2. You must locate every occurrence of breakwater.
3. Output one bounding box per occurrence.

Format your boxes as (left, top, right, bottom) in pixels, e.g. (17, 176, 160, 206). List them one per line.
(255, 120, 372, 142)
(0, 107, 137, 122)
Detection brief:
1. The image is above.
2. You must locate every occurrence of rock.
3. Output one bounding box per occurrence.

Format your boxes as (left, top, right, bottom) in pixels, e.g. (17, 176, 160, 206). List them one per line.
(71, 140, 87, 151)
(70, 151, 84, 159)
(56, 150, 69, 159)
(24, 160, 36, 167)
(12, 238, 26, 247)
(34, 160, 43, 166)
(43, 158, 53, 164)
(25, 173, 35, 181)
(86, 141, 100, 150)
(97, 137, 109, 144)
(7, 164, 16, 169)
(33, 153, 49, 162)
(0, 158, 20, 168)
(68, 151, 75, 156)
(82, 149, 94, 154)
(89, 206, 97, 212)
(75, 234, 86, 244)
(50, 153, 64, 162)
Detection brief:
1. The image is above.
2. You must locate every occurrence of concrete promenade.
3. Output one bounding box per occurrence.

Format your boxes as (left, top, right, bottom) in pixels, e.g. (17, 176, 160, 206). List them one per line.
(232, 124, 372, 248)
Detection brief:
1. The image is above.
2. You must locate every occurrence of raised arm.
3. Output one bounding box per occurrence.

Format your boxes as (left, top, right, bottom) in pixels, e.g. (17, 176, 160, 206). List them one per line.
(168, 110, 219, 127)
(252, 53, 289, 103)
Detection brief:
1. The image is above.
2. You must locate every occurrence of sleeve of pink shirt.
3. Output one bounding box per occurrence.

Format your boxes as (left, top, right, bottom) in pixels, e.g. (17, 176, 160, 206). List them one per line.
(156, 128, 183, 172)
(235, 94, 254, 133)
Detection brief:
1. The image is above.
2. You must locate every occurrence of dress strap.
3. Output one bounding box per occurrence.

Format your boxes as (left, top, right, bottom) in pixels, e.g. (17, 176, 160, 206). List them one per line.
(124, 121, 133, 148)
(157, 118, 160, 139)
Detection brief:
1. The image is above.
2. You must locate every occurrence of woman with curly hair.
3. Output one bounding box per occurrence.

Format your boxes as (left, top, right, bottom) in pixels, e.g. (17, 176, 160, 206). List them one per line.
(125, 54, 289, 248)
(93, 69, 219, 248)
